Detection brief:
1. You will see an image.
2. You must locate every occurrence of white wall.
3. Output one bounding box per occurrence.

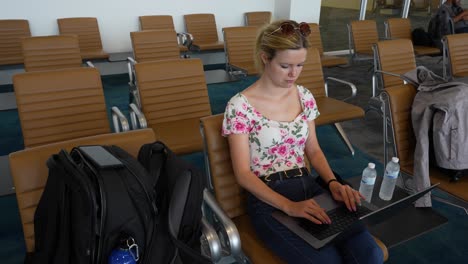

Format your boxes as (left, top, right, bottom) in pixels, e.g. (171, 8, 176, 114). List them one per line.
(0, 0, 276, 52)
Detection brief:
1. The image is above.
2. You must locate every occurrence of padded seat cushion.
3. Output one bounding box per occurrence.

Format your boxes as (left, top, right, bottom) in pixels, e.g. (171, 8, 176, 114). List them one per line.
(413, 46, 440, 56)
(153, 118, 204, 155)
(230, 62, 258, 75)
(196, 41, 224, 51)
(314, 97, 364, 126)
(233, 215, 285, 264)
(321, 55, 348, 67)
(80, 48, 109, 60)
(401, 165, 468, 202)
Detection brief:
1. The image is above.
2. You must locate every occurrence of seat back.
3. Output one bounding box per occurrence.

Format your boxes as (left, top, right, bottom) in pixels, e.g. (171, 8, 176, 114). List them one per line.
(296, 48, 326, 99)
(9, 129, 156, 253)
(135, 59, 211, 154)
(308, 23, 324, 55)
(445, 33, 468, 78)
(244, 11, 271, 27)
(22, 35, 82, 72)
(130, 29, 180, 63)
(13, 67, 111, 147)
(0, 19, 31, 65)
(57, 17, 108, 60)
(223, 26, 258, 75)
(184, 13, 219, 44)
(386, 18, 412, 40)
(200, 114, 247, 218)
(375, 39, 416, 88)
(139, 15, 175, 31)
(382, 84, 417, 170)
(350, 20, 379, 55)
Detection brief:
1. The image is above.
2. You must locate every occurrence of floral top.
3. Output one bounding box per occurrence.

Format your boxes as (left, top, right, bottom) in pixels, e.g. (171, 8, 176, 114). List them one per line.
(222, 85, 320, 177)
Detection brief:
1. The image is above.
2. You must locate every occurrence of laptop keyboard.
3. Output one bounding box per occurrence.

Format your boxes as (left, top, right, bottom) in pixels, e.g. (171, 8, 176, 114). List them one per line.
(299, 205, 373, 240)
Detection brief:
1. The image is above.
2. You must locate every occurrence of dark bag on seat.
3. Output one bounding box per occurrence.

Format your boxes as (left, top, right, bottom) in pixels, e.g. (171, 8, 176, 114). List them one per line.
(32, 145, 157, 264)
(138, 141, 211, 264)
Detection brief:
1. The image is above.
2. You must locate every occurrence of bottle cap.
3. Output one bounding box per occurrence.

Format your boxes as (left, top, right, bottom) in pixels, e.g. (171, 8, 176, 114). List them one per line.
(368, 162, 375, 169)
(392, 157, 399, 163)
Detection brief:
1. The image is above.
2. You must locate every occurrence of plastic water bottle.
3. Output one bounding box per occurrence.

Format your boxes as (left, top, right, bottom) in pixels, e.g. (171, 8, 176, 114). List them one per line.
(379, 157, 400, 201)
(359, 163, 377, 202)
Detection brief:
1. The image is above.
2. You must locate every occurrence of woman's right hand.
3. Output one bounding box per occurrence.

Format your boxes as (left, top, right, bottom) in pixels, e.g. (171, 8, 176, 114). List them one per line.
(284, 199, 331, 224)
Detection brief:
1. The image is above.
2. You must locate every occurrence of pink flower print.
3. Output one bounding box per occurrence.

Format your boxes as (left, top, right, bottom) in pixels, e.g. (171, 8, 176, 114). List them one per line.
(289, 149, 295, 156)
(304, 99, 315, 109)
(280, 129, 288, 137)
(253, 171, 260, 177)
(242, 103, 248, 111)
(296, 156, 303, 163)
(257, 125, 262, 131)
(262, 164, 272, 170)
(285, 137, 295, 145)
(233, 118, 248, 133)
(298, 138, 306, 146)
(236, 111, 246, 118)
(268, 146, 278, 155)
(301, 114, 308, 121)
(252, 157, 260, 165)
(286, 161, 293, 167)
(254, 110, 262, 117)
(277, 145, 288, 157)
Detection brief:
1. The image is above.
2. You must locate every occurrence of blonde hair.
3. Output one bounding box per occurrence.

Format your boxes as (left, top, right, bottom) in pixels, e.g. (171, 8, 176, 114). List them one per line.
(254, 20, 310, 73)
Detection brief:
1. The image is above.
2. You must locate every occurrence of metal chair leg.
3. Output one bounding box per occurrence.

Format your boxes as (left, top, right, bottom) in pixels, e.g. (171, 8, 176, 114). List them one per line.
(334, 123, 355, 156)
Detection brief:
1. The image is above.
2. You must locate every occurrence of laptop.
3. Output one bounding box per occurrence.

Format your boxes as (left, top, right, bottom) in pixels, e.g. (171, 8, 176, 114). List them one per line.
(272, 183, 439, 249)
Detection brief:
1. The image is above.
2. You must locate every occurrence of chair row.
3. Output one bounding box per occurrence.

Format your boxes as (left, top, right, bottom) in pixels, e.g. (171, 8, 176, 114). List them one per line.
(0, 12, 272, 67)
(348, 18, 441, 64)
(365, 37, 468, 204)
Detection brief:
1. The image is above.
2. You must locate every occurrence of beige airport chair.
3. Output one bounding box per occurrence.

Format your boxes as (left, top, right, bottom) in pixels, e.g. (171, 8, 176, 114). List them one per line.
(128, 29, 184, 106)
(308, 23, 348, 67)
(139, 15, 191, 52)
(244, 11, 271, 27)
(442, 33, 468, 80)
(184, 13, 224, 51)
(297, 48, 364, 156)
(129, 58, 211, 155)
(200, 114, 389, 263)
(13, 67, 128, 148)
(372, 39, 416, 96)
(0, 19, 31, 66)
(348, 20, 379, 63)
(9, 129, 156, 254)
(57, 17, 109, 60)
(222, 26, 258, 76)
(385, 18, 440, 56)
(381, 85, 468, 202)
(367, 38, 416, 115)
(21, 35, 83, 72)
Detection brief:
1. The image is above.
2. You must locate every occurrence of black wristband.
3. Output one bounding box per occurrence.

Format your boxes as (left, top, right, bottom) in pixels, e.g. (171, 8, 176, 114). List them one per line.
(326, 179, 338, 190)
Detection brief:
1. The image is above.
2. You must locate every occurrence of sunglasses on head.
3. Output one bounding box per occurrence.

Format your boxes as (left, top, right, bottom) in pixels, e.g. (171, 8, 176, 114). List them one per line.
(270, 22, 311, 37)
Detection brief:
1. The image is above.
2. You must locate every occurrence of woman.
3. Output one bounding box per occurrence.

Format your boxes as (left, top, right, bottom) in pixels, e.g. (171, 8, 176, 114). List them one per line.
(221, 20, 383, 263)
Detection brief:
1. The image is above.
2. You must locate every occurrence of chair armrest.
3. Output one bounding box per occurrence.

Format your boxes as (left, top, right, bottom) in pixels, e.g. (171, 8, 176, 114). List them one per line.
(324, 77, 357, 101)
(200, 216, 222, 262)
(129, 103, 147, 130)
(86, 61, 95, 68)
(111, 106, 130, 132)
(203, 189, 242, 257)
(127, 57, 137, 85)
(372, 70, 407, 97)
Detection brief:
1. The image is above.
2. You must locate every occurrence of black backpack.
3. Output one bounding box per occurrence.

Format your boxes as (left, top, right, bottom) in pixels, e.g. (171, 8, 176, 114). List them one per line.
(412, 27, 434, 47)
(32, 145, 158, 264)
(138, 141, 211, 264)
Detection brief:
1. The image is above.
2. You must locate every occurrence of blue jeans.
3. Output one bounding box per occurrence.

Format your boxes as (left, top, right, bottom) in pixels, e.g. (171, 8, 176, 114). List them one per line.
(247, 175, 383, 264)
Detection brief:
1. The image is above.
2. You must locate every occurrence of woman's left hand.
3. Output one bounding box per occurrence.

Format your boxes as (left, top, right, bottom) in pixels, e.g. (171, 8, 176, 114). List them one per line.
(329, 181, 364, 212)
